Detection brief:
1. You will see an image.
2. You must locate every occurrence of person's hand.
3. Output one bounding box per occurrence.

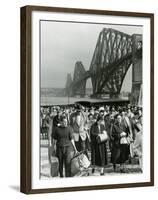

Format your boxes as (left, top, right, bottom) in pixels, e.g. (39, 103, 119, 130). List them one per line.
(74, 149, 79, 155)
(120, 132, 126, 137)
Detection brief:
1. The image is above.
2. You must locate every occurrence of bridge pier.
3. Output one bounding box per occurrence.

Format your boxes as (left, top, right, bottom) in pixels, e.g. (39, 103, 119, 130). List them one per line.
(131, 34, 142, 105)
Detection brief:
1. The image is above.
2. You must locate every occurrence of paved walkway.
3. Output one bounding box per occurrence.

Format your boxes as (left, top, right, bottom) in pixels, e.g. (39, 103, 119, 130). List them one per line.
(40, 140, 142, 179)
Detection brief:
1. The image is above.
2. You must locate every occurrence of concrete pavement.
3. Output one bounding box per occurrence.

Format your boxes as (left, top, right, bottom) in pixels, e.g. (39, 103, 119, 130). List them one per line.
(40, 140, 142, 179)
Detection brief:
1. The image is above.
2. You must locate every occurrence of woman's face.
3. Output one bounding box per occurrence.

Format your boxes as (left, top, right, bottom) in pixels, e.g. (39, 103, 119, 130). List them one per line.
(88, 115, 93, 121)
(117, 115, 122, 123)
(61, 119, 68, 127)
(127, 109, 131, 113)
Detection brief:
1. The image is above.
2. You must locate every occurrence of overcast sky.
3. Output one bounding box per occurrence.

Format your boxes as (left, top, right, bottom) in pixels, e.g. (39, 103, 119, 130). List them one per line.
(41, 21, 142, 92)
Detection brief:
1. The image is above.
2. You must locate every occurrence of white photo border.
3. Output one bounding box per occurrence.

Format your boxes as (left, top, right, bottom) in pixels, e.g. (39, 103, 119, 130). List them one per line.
(31, 10, 151, 190)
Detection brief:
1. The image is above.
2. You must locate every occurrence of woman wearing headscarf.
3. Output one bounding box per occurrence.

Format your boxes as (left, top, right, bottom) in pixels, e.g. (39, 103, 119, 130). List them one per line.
(90, 115, 108, 175)
(111, 113, 130, 173)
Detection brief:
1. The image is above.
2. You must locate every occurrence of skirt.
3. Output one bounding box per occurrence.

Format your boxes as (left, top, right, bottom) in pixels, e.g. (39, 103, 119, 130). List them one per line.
(91, 141, 107, 167)
(111, 144, 130, 164)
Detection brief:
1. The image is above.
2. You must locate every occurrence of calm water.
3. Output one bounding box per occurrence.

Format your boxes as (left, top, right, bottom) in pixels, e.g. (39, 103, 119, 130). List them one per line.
(40, 88, 129, 106)
(40, 96, 128, 106)
(41, 96, 97, 106)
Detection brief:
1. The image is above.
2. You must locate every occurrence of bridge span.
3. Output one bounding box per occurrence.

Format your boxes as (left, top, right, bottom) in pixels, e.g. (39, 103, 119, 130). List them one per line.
(64, 28, 142, 104)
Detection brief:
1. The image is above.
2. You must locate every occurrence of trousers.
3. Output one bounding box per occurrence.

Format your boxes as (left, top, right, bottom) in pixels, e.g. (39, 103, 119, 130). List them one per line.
(56, 145, 74, 177)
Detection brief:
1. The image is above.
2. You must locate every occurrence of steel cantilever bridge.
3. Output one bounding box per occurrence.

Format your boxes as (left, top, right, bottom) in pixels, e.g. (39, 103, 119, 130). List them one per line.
(64, 28, 142, 98)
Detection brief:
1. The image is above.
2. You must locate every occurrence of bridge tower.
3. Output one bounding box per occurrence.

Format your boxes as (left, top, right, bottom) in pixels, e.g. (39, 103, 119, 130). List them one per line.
(131, 34, 142, 104)
(72, 62, 87, 97)
(65, 28, 142, 101)
(89, 28, 133, 98)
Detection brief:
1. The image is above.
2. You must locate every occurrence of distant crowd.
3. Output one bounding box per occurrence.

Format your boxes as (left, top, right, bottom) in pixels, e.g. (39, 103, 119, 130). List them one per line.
(40, 103, 143, 177)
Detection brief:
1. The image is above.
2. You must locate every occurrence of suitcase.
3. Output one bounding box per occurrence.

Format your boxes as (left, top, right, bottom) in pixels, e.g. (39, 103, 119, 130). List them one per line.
(50, 156, 59, 177)
(48, 145, 56, 163)
(74, 168, 91, 177)
(71, 151, 90, 177)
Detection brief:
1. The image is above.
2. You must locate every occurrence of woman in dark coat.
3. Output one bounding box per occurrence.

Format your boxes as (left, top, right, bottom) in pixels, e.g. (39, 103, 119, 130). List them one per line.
(111, 114, 130, 173)
(90, 115, 108, 175)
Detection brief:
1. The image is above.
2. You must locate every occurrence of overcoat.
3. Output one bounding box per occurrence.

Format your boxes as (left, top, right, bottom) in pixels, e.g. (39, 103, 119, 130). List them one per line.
(70, 111, 87, 141)
(90, 123, 107, 167)
(111, 121, 130, 164)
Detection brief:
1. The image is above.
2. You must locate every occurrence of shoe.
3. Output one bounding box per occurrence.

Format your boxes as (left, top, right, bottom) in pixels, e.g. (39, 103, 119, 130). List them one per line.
(100, 172, 104, 176)
(113, 164, 116, 172)
(120, 169, 126, 173)
(92, 168, 95, 174)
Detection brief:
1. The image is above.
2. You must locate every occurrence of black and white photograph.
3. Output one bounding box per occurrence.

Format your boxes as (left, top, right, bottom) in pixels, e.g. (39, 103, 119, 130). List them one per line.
(20, 6, 154, 193)
(40, 20, 143, 179)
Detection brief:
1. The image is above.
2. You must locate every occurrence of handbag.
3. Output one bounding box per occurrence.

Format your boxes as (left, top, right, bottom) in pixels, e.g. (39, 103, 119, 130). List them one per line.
(97, 130, 108, 143)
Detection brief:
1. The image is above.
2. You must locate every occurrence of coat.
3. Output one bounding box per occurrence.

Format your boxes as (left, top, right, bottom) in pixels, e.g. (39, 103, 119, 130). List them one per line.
(132, 131, 142, 157)
(70, 112, 87, 141)
(111, 121, 130, 164)
(90, 123, 107, 167)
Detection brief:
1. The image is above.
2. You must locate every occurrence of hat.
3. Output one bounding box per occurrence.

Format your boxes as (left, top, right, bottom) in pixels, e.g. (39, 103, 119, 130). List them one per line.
(99, 107, 104, 111)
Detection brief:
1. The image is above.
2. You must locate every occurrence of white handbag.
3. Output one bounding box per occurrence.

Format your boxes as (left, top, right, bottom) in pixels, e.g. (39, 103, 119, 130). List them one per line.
(97, 130, 108, 143)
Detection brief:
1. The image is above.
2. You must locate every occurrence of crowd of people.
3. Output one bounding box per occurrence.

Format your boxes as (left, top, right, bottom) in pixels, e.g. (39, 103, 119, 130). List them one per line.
(40, 103, 143, 177)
